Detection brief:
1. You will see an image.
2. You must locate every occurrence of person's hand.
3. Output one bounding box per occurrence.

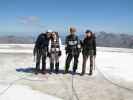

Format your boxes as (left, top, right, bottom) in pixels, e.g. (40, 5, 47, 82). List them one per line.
(78, 48, 81, 53)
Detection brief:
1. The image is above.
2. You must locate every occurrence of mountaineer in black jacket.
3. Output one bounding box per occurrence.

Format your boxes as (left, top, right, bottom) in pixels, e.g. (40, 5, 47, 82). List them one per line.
(33, 30, 52, 74)
(65, 27, 81, 74)
(81, 30, 96, 75)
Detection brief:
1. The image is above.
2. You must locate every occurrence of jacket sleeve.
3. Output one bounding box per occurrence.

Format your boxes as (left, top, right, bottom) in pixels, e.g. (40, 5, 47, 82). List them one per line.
(35, 34, 42, 48)
(80, 40, 83, 48)
(76, 36, 81, 53)
(93, 35, 96, 55)
(65, 36, 68, 51)
(77, 36, 81, 49)
(33, 34, 41, 55)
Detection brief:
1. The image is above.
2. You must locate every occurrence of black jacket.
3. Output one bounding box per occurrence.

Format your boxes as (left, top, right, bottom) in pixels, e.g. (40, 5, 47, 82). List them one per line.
(65, 34, 80, 55)
(81, 34, 96, 55)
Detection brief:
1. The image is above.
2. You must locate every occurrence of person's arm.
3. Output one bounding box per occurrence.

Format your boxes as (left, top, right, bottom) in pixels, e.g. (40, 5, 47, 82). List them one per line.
(33, 34, 41, 56)
(80, 40, 83, 48)
(76, 36, 81, 53)
(58, 38, 62, 56)
(59, 38, 62, 51)
(77, 37, 81, 48)
(65, 36, 68, 51)
(48, 40, 51, 53)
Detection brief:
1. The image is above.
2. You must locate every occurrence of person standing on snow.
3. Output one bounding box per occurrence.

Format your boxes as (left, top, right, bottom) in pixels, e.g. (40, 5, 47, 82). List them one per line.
(81, 30, 96, 76)
(65, 27, 81, 74)
(48, 32, 62, 74)
(33, 30, 52, 74)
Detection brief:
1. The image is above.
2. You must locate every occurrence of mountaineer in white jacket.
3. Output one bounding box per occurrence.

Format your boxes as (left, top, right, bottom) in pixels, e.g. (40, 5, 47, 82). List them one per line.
(48, 32, 62, 74)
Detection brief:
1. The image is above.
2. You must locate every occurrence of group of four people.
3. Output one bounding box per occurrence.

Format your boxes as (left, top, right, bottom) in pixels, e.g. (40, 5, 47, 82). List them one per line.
(33, 27, 96, 76)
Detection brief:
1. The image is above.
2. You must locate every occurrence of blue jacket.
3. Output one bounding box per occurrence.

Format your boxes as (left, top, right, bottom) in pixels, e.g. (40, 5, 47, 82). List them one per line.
(35, 33, 49, 49)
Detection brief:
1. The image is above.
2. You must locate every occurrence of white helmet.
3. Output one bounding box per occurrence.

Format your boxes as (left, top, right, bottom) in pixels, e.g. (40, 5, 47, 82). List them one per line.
(47, 29, 53, 33)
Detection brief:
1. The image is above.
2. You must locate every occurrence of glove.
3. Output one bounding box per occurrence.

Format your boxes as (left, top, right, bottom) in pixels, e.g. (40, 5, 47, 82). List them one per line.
(80, 40, 83, 47)
(58, 51, 62, 56)
(66, 50, 68, 55)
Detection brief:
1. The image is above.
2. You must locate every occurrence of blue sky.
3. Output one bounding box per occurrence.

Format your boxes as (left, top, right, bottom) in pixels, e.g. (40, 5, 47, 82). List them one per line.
(0, 0, 132, 35)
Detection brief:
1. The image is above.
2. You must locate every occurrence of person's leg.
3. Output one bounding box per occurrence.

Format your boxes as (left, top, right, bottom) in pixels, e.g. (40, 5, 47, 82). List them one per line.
(35, 50, 41, 74)
(89, 55, 93, 75)
(41, 50, 47, 74)
(73, 54, 79, 73)
(81, 54, 88, 75)
(65, 54, 73, 73)
(55, 53, 59, 73)
(50, 53, 55, 73)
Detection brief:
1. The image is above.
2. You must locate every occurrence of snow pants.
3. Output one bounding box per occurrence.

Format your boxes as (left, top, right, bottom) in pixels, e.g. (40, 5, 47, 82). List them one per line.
(65, 53, 79, 73)
(82, 50, 95, 74)
(36, 48, 47, 72)
(50, 52, 60, 72)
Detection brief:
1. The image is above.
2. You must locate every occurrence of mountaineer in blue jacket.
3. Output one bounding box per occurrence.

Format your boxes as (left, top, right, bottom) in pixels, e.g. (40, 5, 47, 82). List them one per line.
(33, 30, 52, 74)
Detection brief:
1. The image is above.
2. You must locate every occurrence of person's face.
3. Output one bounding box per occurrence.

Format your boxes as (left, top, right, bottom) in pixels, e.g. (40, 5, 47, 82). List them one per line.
(70, 30, 76, 35)
(86, 32, 92, 37)
(52, 32, 56, 39)
(69, 28, 76, 35)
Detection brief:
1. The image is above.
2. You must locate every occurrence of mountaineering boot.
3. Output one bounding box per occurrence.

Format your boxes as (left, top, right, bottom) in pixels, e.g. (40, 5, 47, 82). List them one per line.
(41, 69, 46, 74)
(35, 69, 39, 75)
(35, 62, 40, 75)
(41, 66, 46, 74)
(72, 64, 77, 75)
(64, 64, 69, 74)
(80, 72, 85, 76)
(35, 65, 40, 75)
(72, 68, 76, 75)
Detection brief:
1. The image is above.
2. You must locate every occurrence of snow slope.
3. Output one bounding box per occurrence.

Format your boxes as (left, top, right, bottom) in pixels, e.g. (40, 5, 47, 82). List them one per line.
(0, 85, 62, 100)
(2, 44, 131, 82)
(0, 44, 133, 100)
